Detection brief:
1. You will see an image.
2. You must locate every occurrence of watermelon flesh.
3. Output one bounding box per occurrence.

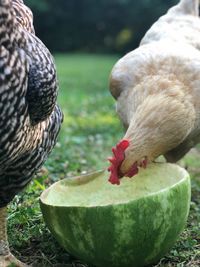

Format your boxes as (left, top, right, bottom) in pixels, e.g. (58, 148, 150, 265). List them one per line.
(40, 163, 191, 267)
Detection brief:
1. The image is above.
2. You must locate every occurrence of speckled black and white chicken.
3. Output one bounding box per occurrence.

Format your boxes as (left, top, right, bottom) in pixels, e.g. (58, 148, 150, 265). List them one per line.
(0, 0, 63, 266)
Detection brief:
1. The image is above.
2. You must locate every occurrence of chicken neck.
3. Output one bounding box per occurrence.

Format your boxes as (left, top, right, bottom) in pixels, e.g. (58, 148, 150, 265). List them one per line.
(120, 91, 196, 174)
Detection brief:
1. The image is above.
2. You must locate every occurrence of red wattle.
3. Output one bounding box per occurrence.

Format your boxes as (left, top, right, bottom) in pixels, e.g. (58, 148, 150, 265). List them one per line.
(108, 139, 130, 185)
(126, 163, 139, 178)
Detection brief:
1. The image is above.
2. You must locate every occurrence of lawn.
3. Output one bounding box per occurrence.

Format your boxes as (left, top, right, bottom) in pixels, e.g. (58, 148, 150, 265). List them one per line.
(8, 54, 200, 267)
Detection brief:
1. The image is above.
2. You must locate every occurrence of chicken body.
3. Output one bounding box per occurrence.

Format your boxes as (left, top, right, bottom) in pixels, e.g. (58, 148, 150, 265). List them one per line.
(0, 0, 63, 265)
(0, 0, 63, 206)
(109, 0, 200, 177)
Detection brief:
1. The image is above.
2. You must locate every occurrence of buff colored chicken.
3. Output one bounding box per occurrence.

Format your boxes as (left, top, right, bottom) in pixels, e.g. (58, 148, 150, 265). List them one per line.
(108, 0, 200, 184)
(0, 0, 62, 266)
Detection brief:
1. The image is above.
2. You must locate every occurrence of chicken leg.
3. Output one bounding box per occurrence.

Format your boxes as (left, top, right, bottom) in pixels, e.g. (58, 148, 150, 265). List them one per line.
(0, 207, 28, 267)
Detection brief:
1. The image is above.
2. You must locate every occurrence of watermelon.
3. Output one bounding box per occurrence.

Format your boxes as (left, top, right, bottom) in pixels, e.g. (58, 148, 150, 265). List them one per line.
(40, 163, 191, 267)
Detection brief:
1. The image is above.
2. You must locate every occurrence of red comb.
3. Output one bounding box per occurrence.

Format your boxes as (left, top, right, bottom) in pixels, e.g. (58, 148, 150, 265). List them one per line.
(108, 139, 130, 185)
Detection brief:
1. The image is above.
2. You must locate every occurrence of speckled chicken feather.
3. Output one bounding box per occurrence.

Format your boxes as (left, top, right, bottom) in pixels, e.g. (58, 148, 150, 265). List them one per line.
(0, 0, 63, 207)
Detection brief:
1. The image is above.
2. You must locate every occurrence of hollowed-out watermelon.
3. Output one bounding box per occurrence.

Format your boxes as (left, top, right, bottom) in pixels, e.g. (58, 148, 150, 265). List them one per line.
(40, 163, 191, 267)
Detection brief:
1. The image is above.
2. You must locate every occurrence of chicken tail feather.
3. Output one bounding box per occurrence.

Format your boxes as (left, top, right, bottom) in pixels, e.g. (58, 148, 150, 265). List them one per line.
(178, 0, 199, 16)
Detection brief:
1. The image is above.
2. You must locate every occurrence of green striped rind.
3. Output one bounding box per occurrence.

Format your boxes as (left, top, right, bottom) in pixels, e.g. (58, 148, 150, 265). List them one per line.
(40, 168, 190, 267)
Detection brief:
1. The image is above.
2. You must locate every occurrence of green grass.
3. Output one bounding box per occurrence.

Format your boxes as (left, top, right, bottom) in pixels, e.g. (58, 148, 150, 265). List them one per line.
(7, 54, 200, 267)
